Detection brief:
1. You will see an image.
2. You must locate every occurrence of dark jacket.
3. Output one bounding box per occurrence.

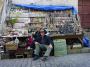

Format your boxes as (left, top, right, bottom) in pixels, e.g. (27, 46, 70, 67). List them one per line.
(35, 35, 52, 45)
(33, 31, 41, 40)
(33, 30, 47, 41)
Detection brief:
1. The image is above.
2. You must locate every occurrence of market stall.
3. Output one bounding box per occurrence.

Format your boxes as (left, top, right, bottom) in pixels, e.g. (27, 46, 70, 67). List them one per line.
(0, 4, 83, 59)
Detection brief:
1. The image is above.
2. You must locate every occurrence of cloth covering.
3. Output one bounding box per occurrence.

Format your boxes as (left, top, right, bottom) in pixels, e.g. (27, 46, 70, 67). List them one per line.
(14, 4, 77, 14)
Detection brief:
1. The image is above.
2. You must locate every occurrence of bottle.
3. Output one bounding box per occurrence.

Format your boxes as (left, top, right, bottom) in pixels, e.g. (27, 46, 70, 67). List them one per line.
(15, 37, 19, 45)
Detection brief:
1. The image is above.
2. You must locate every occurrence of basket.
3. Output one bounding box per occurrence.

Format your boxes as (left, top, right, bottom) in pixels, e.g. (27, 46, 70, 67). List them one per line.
(5, 41, 18, 50)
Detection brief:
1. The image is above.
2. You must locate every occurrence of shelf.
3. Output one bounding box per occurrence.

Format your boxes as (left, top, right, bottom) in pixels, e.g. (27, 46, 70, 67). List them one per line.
(9, 16, 45, 18)
(1, 35, 28, 38)
(29, 22, 43, 24)
(30, 16, 45, 18)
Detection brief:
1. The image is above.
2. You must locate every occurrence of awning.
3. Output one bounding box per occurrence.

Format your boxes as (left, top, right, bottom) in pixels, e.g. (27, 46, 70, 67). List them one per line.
(14, 4, 77, 14)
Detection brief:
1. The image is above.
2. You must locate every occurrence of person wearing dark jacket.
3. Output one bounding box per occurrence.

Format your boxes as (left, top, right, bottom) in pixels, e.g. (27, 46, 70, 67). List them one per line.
(33, 27, 47, 40)
(32, 27, 41, 40)
(33, 29, 53, 61)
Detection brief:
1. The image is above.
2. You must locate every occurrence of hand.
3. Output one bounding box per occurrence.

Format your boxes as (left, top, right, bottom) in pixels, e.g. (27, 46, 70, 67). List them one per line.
(48, 44, 53, 48)
(35, 42, 39, 45)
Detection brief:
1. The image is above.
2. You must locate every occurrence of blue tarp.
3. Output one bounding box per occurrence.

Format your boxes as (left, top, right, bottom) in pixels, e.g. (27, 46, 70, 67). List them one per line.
(14, 4, 77, 14)
(83, 36, 90, 47)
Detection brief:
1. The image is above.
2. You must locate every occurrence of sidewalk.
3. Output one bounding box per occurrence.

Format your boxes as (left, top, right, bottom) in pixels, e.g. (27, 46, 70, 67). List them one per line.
(0, 53, 90, 67)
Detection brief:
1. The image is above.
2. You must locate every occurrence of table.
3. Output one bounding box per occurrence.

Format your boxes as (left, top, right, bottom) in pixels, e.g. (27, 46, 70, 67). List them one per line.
(50, 34, 83, 47)
(0, 35, 29, 58)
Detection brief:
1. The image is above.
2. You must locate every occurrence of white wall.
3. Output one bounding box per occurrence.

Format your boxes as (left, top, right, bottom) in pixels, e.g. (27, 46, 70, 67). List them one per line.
(67, 0, 78, 11)
(12, 0, 78, 11)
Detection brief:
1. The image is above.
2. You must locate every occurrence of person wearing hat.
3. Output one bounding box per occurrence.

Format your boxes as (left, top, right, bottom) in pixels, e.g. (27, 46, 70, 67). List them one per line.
(32, 27, 41, 40)
(33, 29, 53, 61)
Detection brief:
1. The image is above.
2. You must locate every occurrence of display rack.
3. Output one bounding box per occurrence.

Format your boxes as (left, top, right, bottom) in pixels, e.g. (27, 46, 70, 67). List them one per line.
(6, 4, 82, 36)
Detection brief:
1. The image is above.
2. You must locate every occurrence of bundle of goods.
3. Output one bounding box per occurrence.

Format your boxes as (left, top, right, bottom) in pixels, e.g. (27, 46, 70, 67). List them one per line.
(29, 11, 48, 31)
(54, 39, 67, 56)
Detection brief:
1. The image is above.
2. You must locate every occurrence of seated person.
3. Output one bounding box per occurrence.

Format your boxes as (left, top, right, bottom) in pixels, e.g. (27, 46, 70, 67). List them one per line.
(33, 29, 53, 61)
(25, 27, 42, 49)
(32, 27, 47, 40)
(25, 36, 35, 49)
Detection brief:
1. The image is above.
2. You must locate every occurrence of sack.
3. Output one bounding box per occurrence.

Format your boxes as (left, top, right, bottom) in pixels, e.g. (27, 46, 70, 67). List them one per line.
(83, 36, 90, 47)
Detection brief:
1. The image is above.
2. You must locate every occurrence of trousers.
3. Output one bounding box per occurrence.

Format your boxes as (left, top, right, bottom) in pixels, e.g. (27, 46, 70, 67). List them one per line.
(34, 44, 52, 57)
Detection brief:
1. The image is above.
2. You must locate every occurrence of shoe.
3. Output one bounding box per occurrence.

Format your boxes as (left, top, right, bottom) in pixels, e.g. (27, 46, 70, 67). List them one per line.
(41, 56, 48, 61)
(33, 55, 39, 60)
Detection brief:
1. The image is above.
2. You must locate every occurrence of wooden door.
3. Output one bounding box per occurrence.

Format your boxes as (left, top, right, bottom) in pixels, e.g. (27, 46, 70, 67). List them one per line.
(78, 0, 90, 28)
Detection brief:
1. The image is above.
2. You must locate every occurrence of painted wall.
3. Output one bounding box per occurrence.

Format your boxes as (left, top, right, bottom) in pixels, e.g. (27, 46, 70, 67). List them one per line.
(12, 0, 78, 11)
(0, 0, 4, 13)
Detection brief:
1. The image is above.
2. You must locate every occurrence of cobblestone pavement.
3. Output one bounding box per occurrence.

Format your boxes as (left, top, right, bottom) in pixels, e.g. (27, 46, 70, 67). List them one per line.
(0, 53, 90, 67)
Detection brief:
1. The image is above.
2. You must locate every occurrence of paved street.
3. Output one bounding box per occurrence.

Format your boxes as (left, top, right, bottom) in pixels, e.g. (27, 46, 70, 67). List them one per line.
(0, 53, 90, 67)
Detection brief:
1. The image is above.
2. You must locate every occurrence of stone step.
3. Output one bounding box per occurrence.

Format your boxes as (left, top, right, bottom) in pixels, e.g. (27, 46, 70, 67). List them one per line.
(68, 47, 90, 54)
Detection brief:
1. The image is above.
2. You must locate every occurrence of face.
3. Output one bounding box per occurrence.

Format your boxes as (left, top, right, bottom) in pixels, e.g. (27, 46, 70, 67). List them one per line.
(40, 31, 45, 36)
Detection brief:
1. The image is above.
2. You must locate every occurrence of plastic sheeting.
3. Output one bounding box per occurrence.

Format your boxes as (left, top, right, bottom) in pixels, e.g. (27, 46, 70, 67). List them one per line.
(83, 36, 90, 47)
(14, 4, 77, 14)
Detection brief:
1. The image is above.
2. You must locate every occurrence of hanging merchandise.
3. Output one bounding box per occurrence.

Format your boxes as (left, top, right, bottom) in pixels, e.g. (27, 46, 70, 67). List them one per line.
(8, 4, 82, 36)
